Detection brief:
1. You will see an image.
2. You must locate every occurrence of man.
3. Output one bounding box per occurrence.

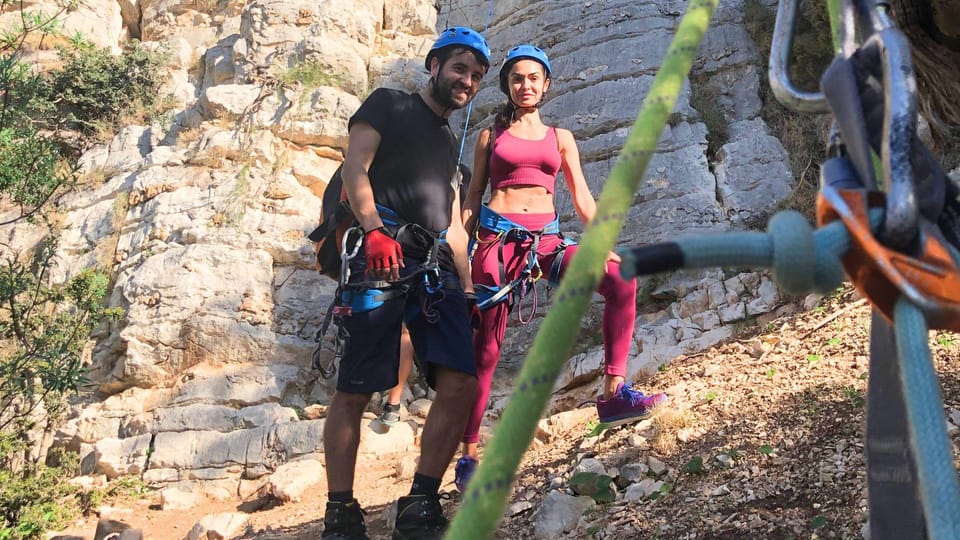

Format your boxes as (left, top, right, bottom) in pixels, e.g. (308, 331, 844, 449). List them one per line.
(320, 27, 490, 540)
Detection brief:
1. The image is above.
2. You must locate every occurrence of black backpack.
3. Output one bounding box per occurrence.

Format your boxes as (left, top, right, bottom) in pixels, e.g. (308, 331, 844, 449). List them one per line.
(307, 165, 355, 280)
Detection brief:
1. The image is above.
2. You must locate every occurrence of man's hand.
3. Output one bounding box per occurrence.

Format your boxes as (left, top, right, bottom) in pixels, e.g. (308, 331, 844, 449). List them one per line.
(364, 228, 404, 281)
(465, 291, 481, 330)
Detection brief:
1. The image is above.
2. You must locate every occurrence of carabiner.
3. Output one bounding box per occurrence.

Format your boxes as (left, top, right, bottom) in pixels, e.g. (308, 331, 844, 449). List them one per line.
(311, 345, 337, 379)
(423, 267, 443, 295)
(863, 29, 920, 251)
(339, 227, 364, 287)
(769, 0, 830, 113)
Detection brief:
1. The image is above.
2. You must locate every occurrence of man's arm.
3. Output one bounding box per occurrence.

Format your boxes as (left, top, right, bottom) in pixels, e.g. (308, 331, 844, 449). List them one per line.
(461, 128, 491, 236)
(342, 121, 406, 281)
(341, 122, 383, 232)
(447, 185, 474, 293)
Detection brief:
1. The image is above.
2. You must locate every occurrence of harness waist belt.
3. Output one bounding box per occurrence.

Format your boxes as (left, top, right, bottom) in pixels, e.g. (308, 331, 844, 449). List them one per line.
(479, 205, 560, 236)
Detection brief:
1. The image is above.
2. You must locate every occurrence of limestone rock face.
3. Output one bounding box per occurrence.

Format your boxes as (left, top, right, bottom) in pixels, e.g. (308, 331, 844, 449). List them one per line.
(3, 0, 804, 491)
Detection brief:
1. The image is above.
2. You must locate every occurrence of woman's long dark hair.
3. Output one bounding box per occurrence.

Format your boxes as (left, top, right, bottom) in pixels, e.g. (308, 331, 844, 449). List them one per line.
(494, 102, 516, 129)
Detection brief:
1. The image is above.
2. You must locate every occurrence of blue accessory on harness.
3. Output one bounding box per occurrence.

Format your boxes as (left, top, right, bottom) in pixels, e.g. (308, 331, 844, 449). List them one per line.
(339, 287, 403, 314)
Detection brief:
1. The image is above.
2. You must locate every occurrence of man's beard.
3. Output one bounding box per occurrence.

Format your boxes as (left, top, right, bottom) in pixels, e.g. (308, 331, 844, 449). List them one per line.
(431, 75, 470, 110)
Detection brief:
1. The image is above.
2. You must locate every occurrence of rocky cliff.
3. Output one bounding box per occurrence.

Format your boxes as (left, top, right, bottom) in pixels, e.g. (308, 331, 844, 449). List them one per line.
(4, 0, 793, 496)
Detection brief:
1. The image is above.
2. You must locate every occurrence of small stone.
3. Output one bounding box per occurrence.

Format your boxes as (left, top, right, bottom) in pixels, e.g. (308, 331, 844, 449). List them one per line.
(507, 501, 534, 517)
(648, 457, 667, 476)
(407, 399, 432, 419)
(302, 404, 326, 420)
(395, 455, 417, 480)
(711, 485, 731, 496)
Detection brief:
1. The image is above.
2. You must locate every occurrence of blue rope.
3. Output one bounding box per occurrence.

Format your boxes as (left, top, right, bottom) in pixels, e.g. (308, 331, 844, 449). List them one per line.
(623, 206, 960, 535)
(893, 298, 960, 538)
(455, 0, 496, 170)
(648, 208, 883, 294)
(664, 209, 882, 295)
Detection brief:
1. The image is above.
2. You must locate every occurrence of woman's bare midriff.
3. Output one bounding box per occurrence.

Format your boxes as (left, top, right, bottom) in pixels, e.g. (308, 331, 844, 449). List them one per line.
(487, 185, 555, 214)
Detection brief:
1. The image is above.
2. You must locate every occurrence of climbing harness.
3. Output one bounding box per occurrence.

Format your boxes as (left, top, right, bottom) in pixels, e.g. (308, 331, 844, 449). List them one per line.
(473, 205, 572, 323)
(310, 206, 449, 380)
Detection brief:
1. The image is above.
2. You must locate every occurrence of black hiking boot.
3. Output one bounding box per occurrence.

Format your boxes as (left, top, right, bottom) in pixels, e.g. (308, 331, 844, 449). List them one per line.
(321, 499, 368, 540)
(392, 493, 449, 540)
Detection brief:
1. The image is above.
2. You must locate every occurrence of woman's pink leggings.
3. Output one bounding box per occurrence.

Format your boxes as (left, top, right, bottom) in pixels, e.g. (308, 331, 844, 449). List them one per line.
(462, 212, 637, 444)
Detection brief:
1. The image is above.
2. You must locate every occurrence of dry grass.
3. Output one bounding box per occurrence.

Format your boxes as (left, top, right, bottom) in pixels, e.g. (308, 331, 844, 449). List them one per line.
(688, 74, 728, 160)
(175, 126, 203, 146)
(18, 31, 73, 51)
(651, 406, 697, 455)
(77, 165, 121, 187)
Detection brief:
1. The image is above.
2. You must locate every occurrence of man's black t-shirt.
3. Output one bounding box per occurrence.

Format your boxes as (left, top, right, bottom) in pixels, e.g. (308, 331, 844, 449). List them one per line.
(349, 88, 458, 234)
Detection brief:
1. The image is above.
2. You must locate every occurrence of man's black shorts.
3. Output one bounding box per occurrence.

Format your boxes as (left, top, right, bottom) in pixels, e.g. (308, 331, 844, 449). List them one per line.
(336, 261, 476, 394)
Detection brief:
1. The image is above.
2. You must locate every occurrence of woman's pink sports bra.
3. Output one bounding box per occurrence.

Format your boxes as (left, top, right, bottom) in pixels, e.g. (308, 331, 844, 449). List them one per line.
(488, 126, 561, 194)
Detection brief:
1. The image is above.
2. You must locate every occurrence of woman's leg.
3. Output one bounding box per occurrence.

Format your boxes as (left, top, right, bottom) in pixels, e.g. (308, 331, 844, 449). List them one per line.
(386, 325, 414, 405)
(461, 300, 509, 456)
(460, 231, 524, 453)
(538, 239, 665, 416)
(596, 257, 637, 398)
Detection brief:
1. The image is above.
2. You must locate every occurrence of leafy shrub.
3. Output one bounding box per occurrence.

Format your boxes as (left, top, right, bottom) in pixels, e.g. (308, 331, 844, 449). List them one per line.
(0, 128, 63, 216)
(0, 444, 81, 540)
(47, 41, 166, 134)
(0, 8, 133, 538)
(0, 243, 122, 426)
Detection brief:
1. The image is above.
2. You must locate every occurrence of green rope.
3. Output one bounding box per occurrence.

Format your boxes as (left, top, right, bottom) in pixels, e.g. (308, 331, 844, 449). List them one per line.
(826, 0, 843, 53)
(444, 1, 719, 537)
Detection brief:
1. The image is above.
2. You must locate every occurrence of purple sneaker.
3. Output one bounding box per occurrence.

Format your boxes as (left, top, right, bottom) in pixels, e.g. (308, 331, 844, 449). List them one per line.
(596, 382, 667, 427)
(454, 456, 478, 492)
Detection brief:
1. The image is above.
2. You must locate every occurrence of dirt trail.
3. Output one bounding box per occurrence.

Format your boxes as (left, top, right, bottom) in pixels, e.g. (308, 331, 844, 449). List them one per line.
(55, 287, 960, 539)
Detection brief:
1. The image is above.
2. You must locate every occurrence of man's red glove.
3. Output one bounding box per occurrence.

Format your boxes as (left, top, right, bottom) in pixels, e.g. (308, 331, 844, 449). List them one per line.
(364, 228, 404, 271)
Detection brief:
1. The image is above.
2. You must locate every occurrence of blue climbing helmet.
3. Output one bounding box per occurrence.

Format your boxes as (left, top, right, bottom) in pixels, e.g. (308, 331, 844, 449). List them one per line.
(425, 27, 491, 70)
(498, 44, 552, 94)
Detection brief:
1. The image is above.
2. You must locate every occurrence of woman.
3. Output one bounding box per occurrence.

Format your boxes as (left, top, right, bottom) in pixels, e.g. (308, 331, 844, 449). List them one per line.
(456, 45, 667, 490)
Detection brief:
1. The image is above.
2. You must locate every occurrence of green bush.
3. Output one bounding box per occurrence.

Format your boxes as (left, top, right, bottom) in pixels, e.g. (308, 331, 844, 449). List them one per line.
(0, 128, 63, 215)
(0, 6, 135, 538)
(47, 41, 165, 134)
(0, 444, 81, 540)
(0, 243, 122, 427)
